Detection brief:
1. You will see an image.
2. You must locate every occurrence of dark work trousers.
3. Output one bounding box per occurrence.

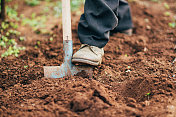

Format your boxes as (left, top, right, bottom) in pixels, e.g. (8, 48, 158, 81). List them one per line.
(78, 0, 133, 48)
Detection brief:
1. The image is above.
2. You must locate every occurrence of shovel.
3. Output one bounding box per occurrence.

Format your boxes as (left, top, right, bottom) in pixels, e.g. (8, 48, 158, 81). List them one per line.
(43, 0, 93, 78)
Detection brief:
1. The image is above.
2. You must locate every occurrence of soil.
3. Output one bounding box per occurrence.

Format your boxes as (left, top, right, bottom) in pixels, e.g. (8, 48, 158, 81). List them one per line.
(0, 0, 176, 117)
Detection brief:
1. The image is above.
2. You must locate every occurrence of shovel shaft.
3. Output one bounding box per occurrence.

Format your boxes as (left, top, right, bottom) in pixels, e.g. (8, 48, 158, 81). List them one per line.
(62, 0, 72, 41)
(63, 40, 73, 64)
(62, 0, 73, 69)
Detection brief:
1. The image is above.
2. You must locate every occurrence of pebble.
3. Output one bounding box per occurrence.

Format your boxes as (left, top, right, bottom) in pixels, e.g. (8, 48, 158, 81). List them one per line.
(146, 25, 151, 30)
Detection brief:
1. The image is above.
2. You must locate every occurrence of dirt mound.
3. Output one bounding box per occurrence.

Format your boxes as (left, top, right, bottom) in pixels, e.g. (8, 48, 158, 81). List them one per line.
(0, 78, 139, 117)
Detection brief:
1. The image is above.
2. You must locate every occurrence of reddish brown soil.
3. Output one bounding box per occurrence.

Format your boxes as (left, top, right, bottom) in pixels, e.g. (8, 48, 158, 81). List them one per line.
(0, 0, 176, 117)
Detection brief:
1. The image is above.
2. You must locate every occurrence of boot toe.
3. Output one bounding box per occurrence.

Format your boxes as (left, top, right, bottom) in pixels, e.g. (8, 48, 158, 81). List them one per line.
(72, 45, 104, 66)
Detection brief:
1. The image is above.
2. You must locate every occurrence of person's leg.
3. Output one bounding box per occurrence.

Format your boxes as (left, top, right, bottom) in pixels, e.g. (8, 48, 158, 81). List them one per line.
(111, 0, 133, 34)
(78, 0, 119, 48)
(73, 0, 120, 66)
(73, 0, 133, 66)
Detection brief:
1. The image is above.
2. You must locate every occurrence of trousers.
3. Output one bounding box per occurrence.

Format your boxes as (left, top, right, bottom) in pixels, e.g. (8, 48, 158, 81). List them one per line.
(78, 0, 133, 48)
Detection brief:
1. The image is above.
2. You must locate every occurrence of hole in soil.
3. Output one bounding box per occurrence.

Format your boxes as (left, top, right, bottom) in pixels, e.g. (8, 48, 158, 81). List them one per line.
(122, 78, 154, 102)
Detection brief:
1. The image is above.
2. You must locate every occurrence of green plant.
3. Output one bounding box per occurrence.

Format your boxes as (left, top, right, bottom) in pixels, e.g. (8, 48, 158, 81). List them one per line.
(145, 92, 151, 100)
(169, 22, 176, 28)
(8, 29, 21, 35)
(145, 93, 151, 96)
(10, 22, 18, 29)
(53, 1, 62, 18)
(0, 22, 25, 58)
(164, 11, 171, 16)
(37, 40, 41, 45)
(71, 0, 84, 11)
(0, 40, 6, 48)
(1, 22, 9, 29)
(6, 0, 12, 2)
(22, 13, 46, 32)
(19, 37, 25, 41)
(24, 65, 28, 68)
(52, 0, 84, 17)
(25, 0, 40, 6)
(168, 16, 176, 28)
(164, 3, 170, 9)
(1, 45, 25, 57)
(6, 6, 19, 21)
(49, 37, 53, 41)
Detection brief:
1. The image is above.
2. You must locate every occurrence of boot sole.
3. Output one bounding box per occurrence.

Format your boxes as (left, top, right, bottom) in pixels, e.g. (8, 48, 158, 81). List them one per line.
(72, 58, 102, 66)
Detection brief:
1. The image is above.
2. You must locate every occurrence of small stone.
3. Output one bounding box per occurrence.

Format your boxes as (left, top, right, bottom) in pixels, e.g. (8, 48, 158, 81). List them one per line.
(167, 105, 175, 113)
(144, 100, 150, 106)
(32, 104, 35, 106)
(144, 18, 149, 23)
(146, 25, 151, 30)
(144, 47, 148, 52)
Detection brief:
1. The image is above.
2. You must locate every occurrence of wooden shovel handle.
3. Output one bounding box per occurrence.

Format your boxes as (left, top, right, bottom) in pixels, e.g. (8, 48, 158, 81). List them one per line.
(62, 0, 72, 41)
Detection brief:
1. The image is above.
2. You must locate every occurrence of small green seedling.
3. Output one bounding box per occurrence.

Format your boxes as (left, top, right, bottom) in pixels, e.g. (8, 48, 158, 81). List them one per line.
(2, 35, 8, 42)
(1, 46, 25, 58)
(37, 41, 41, 45)
(71, 0, 84, 11)
(19, 37, 25, 41)
(145, 92, 151, 100)
(164, 3, 170, 10)
(24, 65, 28, 69)
(34, 45, 38, 49)
(49, 37, 53, 41)
(164, 11, 171, 16)
(145, 93, 151, 96)
(9, 29, 21, 35)
(169, 22, 176, 28)
(8, 39, 16, 45)
(6, 32, 10, 36)
(10, 22, 18, 29)
(6, 6, 19, 21)
(125, 54, 128, 57)
(25, 0, 40, 6)
(1, 22, 9, 30)
(6, 0, 12, 2)
(0, 41, 6, 48)
(22, 15, 46, 32)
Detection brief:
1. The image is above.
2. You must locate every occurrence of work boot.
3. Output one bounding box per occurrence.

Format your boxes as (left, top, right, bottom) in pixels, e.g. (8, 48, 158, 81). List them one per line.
(72, 44, 104, 66)
(111, 28, 133, 36)
(120, 28, 133, 36)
